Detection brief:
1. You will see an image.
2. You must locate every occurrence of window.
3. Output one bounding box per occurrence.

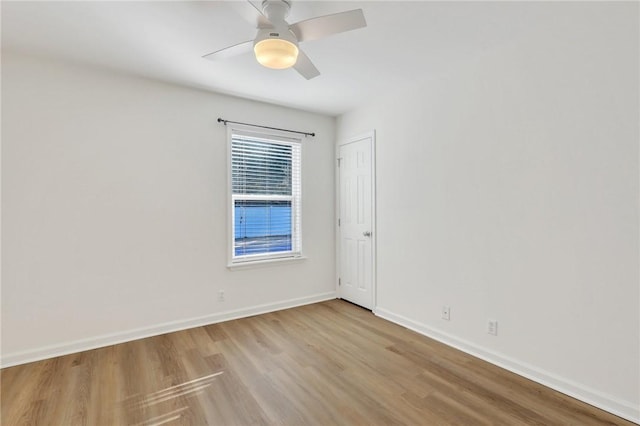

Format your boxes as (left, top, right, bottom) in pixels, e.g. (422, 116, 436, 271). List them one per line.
(229, 128, 302, 264)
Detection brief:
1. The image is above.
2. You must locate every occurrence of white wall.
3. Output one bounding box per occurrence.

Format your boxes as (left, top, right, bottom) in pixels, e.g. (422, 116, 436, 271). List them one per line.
(1, 52, 336, 366)
(338, 2, 639, 422)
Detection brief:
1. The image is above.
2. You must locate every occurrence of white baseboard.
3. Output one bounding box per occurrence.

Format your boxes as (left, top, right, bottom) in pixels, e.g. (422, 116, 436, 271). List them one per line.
(1, 291, 337, 369)
(374, 307, 640, 425)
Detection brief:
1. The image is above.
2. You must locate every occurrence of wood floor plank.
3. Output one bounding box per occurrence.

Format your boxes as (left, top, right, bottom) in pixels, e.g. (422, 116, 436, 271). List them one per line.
(1, 299, 635, 425)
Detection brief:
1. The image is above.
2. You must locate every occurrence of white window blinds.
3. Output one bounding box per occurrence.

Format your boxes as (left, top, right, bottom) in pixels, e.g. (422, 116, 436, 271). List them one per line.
(230, 132, 302, 262)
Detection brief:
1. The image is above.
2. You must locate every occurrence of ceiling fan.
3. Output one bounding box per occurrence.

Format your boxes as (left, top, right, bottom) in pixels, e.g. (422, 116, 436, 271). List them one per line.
(203, 0, 367, 80)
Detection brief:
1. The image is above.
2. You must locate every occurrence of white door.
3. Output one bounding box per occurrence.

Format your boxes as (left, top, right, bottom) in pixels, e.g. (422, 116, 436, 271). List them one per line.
(337, 132, 375, 309)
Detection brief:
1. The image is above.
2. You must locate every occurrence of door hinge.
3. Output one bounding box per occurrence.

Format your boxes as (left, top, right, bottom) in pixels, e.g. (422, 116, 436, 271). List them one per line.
(338, 218, 341, 226)
(337, 157, 342, 167)
(338, 278, 341, 286)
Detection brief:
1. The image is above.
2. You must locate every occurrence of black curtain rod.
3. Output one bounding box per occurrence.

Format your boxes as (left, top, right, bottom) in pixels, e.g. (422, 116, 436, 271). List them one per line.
(217, 118, 315, 137)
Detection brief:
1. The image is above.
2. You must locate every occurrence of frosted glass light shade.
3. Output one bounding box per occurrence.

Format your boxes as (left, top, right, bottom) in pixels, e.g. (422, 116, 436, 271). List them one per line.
(254, 39, 299, 69)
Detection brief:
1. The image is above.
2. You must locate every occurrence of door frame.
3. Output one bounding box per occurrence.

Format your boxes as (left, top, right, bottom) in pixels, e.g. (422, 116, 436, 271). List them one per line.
(335, 130, 377, 311)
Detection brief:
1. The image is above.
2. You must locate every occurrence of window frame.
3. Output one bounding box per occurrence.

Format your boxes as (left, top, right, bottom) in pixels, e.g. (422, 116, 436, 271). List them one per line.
(227, 125, 304, 268)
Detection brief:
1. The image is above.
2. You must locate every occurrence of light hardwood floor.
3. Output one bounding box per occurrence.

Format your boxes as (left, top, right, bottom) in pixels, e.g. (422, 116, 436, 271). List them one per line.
(2, 299, 635, 425)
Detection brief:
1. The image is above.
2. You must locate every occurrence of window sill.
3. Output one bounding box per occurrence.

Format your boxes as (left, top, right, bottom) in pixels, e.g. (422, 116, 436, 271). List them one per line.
(227, 256, 307, 271)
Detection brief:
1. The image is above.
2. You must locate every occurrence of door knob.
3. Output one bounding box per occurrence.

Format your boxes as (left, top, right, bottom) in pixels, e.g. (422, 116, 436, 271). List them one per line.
(363, 231, 371, 237)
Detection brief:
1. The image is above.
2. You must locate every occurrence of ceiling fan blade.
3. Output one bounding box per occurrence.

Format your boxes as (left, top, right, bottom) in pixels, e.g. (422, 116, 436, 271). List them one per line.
(289, 9, 366, 43)
(203, 40, 253, 61)
(229, 1, 271, 28)
(294, 49, 320, 80)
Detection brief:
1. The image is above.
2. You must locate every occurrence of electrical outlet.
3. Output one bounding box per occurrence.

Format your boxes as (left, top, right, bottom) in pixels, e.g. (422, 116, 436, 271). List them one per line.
(441, 306, 451, 321)
(218, 290, 225, 302)
(487, 320, 498, 336)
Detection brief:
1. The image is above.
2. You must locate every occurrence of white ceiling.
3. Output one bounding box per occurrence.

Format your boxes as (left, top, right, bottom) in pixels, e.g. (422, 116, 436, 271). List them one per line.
(2, 1, 540, 116)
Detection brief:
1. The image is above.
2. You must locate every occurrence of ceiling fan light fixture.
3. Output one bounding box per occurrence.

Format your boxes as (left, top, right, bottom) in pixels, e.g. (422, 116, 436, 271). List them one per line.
(203, 1, 367, 80)
(254, 38, 299, 69)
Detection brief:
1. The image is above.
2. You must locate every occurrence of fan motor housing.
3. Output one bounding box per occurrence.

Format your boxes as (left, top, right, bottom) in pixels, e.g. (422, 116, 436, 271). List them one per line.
(254, 27, 298, 47)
